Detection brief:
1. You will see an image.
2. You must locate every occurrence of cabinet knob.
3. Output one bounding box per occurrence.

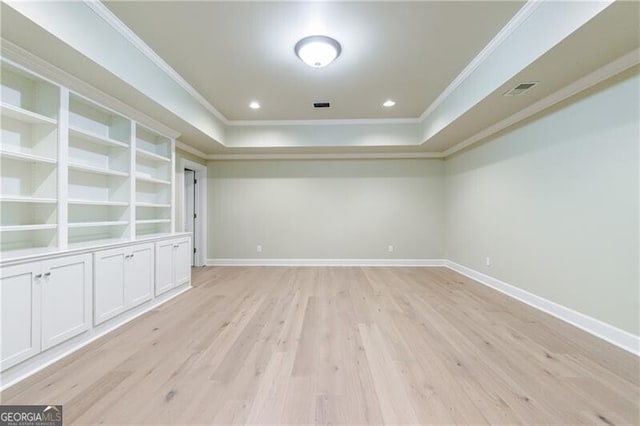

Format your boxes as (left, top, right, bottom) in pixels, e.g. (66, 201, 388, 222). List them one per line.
(44, 272, 51, 277)
(35, 273, 43, 279)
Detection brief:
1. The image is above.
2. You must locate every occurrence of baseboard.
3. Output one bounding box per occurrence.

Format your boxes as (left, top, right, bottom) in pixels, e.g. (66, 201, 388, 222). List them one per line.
(0, 284, 192, 391)
(206, 258, 447, 267)
(208, 257, 638, 355)
(445, 261, 640, 356)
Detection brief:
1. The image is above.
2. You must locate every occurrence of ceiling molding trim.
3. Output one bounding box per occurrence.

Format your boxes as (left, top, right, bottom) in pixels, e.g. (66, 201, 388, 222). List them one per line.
(419, 0, 542, 122)
(207, 152, 445, 161)
(83, 0, 230, 126)
(175, 141, 208, 159)
(442, 48, 640, 159)
(1, 38, 181, 139)
(418, 0, 614, 146)
(226, 118, 421, 127)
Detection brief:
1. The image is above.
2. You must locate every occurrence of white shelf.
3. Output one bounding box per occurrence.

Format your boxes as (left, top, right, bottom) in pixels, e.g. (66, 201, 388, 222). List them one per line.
(0, 224, 57, 232)
(136, 219, 171, 225)
(136, 202, 171, 208)
(0, 246, 58, 259)
(0, 196, 57, 204)
(67, 238, 129, 251)
(68, 199, 129, 207)
(0, 150, 57, 164)
(69, 126, 129, 149)
(136, 174, 171, 185)
(68, 162, 129, 178)
(136, 148, 170, 163)
(0, 102, 57, 125)
(68, 221, 128, 229)
(135, 232, 172, 240)
(1, 60, 175, 257)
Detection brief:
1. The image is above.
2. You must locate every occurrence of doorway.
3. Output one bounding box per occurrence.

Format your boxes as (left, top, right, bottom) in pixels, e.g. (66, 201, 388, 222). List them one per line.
(181, 159, 207, 267)
(184, 168, 196, 266)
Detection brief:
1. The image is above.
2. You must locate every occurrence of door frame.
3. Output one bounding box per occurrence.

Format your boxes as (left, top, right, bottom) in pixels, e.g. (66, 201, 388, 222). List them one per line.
(180, 159, 207, 267)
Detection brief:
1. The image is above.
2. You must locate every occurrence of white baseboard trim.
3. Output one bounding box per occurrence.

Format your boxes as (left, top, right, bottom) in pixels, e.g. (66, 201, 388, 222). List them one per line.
(207, 258, 447, 267)
(0, 284, 192, 391)
(445, 261, 639, 356)
(207, 258, 638, 355)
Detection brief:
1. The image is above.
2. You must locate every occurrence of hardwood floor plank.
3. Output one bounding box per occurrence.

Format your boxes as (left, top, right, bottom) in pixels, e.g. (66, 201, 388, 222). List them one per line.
(1, 266, 637, 425)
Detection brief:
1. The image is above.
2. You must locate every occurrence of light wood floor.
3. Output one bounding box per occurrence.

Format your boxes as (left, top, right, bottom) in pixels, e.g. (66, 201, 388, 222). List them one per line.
(2, 267, 638, 424)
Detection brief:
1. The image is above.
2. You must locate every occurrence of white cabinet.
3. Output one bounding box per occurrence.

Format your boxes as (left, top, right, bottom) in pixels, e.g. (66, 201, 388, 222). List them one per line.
(0, 263, 41, 370)
(126, 243, 154, 308)
(155, 237, 191, 296)
(93, 247, 126, 324)
(0, 253, 91, 370)
(40, 255, 92, 350)
(1, 234, 190, 376)
(94, 242, 154, 325)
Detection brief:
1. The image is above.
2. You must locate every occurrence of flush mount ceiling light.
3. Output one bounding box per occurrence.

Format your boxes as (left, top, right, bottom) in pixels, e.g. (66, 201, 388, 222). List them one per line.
(383, 100, 396, 107)
(295, 35, 341, 68)
(249, 101, 261, 109)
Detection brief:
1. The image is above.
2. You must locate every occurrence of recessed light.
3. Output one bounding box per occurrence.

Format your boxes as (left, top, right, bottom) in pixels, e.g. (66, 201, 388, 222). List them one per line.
(383, 100, 396, 107)
(249, 101, 260, 109)
(295, 35, 341, 68)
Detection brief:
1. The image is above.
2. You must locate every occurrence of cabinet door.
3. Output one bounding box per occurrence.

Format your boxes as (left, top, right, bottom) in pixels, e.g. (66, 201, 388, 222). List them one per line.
(174, 238, 192, 287)
(155, 240, 174, 296)
(125, 243, 154, 308)
(0, 262, 41, 371)
(94, 247, 126, 325)
(41, 254, 92, 351)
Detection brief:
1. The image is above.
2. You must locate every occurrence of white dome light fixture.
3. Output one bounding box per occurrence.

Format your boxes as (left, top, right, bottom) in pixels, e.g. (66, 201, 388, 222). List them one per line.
(295, 35, 341, 68)
(249, 101, 261, 109)
(383, 100, 396, 107)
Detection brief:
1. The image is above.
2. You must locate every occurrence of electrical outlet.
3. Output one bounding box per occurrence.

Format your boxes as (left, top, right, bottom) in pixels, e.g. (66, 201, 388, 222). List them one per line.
(485, 257, 491, 267)
(256, 245, 262, 253)
(388, 245, 394, 253)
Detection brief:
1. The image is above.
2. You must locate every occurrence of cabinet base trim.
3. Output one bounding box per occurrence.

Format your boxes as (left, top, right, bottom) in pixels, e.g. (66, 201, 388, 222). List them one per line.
(0, 283, 191, 391)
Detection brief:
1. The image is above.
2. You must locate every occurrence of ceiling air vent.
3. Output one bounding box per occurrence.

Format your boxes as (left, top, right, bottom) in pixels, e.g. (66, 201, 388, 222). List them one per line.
(504, 81, 538, 96)
(313, 102, 331, 108)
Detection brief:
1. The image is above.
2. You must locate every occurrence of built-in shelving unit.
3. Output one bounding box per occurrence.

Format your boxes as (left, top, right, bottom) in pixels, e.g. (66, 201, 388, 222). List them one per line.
(135, 124, 172, 237)
(0, 59, 176, 259)
(0, 62, 60, 255)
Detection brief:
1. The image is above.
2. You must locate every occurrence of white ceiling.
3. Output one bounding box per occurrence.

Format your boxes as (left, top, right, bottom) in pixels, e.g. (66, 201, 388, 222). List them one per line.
(103, 1, 524, 121)
(1, 1, 638, 157)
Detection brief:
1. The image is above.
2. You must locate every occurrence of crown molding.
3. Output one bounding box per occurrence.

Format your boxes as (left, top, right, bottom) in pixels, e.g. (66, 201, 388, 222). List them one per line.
(442, 48, 640, 158)
(83, 0, 230, 126)
(177, 48, 638, 161)
(176, 140, 445, 160)
(9, 0, 631, 160)
(83, 0, 540, 130)
(175, 141, 209, 159)
(419, 1, 542, 122)
(207, 152, 444, 161)
(226, 117, 421, 127)
(83, 1, 426, 129)
(0, 39, 181, 139)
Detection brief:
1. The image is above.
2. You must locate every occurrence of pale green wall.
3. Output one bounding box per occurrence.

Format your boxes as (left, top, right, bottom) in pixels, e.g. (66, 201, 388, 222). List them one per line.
(198, 72, 639, 335)
(174, 148, 206, 233)
(207, 159, 444, 259)
(444, 71, 639, 334)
